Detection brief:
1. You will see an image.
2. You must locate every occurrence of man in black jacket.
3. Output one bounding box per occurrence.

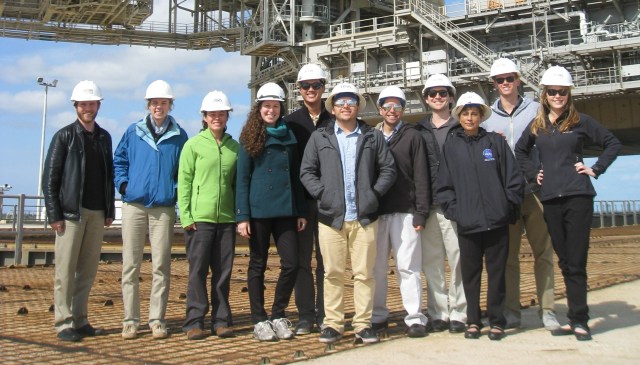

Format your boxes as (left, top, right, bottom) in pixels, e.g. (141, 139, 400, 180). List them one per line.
(371, 86, 430, 338)
(284, 63, 332, 334)
(415, 74, 467, 333)
(42, 80, 115, 342)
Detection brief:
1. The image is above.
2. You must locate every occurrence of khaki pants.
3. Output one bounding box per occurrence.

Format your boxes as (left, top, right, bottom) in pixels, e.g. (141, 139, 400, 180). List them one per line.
(54, 208, 105, 332)
(319, 220, 377, 333)
(421, 206, 467, 322)
(121, 202, 175, 327)
(505, 192, 555, 321)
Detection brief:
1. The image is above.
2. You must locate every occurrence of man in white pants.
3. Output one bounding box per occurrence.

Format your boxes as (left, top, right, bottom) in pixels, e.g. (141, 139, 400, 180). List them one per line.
(415, 74, 467, 333)
(371, 86, 431, 337)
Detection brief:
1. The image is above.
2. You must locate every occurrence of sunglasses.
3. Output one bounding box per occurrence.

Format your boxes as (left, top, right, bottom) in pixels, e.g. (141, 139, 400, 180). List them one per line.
(494, 76, 516, 84)
(381, 103, 404, 112)
(427, 90, 449, 98)
(300, 81, 324, 90)
(333, 98, 358, 107)
(546, 88, 569, 96)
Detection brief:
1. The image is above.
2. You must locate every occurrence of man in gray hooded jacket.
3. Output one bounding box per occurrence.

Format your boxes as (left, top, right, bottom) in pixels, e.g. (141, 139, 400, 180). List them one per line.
(482, 58, 559, 331)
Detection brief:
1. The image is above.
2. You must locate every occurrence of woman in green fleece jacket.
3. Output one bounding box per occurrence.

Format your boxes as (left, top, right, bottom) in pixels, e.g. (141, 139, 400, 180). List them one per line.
(177, 91, 239, 340)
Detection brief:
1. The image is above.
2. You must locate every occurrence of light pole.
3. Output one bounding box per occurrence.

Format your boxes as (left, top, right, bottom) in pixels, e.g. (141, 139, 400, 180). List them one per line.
(0, 184, 11, 222)
(36, 77, 57, 221)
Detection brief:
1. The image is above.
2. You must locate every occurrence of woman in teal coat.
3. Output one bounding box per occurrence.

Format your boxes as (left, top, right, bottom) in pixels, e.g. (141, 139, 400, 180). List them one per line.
(178, 91, 239, 340)
(236, 82, 307, 342)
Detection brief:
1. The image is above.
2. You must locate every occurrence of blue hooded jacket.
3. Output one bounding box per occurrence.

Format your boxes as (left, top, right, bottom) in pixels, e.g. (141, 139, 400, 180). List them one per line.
(114, 115, 188, 207)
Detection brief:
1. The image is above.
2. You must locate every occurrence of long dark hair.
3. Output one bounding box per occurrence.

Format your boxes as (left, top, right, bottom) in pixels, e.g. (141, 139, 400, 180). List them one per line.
(239, 101, 285, 157)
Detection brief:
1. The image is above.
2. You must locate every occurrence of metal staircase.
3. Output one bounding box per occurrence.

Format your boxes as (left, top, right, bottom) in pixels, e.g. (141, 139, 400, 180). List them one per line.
(395, 0, 540, 91)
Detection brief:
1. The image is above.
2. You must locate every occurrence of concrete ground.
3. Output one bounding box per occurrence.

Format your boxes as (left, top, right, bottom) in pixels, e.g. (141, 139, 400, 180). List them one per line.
(302, 279, 640, 365)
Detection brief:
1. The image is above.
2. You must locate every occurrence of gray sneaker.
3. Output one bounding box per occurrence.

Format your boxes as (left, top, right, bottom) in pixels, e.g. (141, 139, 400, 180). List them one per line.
(294, 320, 313, 335)
(542, 310, 561, 331)
(254, 320, 277, 341)
(272, 318, 294, 340)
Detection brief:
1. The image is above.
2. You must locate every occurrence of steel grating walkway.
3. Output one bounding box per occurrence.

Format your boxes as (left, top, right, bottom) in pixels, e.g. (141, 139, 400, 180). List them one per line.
(1, 227, 639, 364)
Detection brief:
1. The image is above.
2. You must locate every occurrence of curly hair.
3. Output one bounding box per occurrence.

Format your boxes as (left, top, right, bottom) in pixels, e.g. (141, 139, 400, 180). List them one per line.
(530, 86, 579, 136)
(239, 101, 285, 157)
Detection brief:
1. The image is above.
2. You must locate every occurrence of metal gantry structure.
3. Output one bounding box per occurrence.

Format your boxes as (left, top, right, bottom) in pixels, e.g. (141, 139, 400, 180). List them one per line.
(2, 0, 639, 152)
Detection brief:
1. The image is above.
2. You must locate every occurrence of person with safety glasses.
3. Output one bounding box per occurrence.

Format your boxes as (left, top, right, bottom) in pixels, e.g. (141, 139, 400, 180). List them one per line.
(283, 63, 332, 335)
(515, 66, 621, 341)
(371, 86, 431, 338)
(415, 74, 468, 334)
(482, 58, 560, 332)
(300, 82, 396, 345)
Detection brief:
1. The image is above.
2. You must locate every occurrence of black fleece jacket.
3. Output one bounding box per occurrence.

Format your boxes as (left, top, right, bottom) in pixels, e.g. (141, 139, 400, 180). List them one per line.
(436, 126, 524, 234)
(378, 123, 431, 226)
(284, 104, 332, 200)
(515, 113, 621, 202)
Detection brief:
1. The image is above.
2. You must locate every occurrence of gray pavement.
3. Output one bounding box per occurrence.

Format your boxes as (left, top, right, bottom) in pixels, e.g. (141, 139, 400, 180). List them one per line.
(303, 279, 640, 365)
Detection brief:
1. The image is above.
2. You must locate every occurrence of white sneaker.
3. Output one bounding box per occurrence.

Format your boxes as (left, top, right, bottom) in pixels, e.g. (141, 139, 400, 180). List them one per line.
(254, 320, 277, 341)
(151, 323, 168, 339)
(542, 310, 561, 331)
(122, 324, 138, 340)
(272, 318, 294, 340)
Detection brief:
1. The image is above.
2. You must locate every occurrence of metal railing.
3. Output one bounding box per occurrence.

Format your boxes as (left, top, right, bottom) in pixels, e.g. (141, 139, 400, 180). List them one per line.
(1, 194, 638, 265)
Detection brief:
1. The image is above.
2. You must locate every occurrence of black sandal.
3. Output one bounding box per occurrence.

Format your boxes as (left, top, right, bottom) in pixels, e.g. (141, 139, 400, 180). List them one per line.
(572, 324, 592, 341)
(464, 324, 481, 339)
(488, 326, 505, 341)
(551, 324, 573, 336)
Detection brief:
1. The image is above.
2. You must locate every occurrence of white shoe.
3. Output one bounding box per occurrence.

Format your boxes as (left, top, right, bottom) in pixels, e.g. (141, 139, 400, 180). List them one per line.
(542, 310, 561, 331)
(151, 323, 168, 339)
(272, 318, 294, 340)
(122, 324, 138, 340)
(254, 320, 277, 341)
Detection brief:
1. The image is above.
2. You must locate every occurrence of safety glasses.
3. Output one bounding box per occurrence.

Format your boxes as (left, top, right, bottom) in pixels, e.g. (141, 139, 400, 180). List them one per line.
(300, 81, 324, 91)
(333, 98, 358, 107)
(427, 90, 449, 98)
(494, 76, 516, 84)
(546, 88, 569, 96)
(381, 103, 404, 112)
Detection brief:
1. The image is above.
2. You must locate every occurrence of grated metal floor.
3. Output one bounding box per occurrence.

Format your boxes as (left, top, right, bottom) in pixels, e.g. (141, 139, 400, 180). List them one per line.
(1, 227, 639, 364)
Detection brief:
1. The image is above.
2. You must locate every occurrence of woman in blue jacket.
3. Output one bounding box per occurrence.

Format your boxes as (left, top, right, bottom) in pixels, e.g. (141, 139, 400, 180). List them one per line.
(236, 82, 308, 342)
(114, 80, 188, 340)
(437, 92, 523, 341)
(515, 66, 621, 341)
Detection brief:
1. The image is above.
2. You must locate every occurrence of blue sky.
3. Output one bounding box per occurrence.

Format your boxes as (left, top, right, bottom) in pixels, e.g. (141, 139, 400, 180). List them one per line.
(0, 16, 638, 203)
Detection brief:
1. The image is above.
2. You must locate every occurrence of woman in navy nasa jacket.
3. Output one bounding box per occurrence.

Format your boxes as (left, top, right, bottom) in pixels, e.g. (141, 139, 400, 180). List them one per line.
(437, 92, 524, 341)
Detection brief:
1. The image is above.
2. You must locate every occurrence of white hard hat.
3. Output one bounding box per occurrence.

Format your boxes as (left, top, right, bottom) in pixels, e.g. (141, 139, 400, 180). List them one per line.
(70, 80, 103, 102)
(256, 82, 286, 102)
(422, 74, 456, 97)
(452, 92, 492, 122)
(490, 58, 521, 77)
(297, 63, 326, 82)
(145, 80, 174, 100)
(325, 82, 366, 110)
(200, 91, 232, 112)
(540, 66, 574, 88)
(377, 86, 406, 107)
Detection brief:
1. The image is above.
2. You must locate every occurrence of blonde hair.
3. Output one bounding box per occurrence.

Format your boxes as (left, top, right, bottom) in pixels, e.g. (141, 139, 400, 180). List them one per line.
(530, 86, 580, 135)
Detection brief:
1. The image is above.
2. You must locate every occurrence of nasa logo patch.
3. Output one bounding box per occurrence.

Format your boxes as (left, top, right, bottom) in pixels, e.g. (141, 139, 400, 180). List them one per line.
(483, 148, 495, 161)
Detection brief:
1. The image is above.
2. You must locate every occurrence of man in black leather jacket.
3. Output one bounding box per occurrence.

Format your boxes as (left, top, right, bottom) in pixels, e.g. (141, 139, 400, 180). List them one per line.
(42, 80, 115, 342)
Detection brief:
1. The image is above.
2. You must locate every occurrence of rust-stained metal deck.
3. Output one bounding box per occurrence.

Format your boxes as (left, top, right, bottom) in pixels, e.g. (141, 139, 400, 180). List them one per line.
(1, 226, 639, 364)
